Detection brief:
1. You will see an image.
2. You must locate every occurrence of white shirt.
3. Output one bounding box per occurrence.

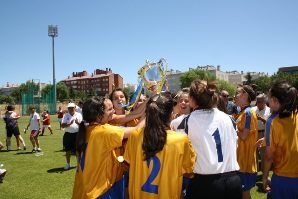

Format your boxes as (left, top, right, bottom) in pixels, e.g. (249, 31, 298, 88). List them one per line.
(251, 105, 271, 131)
(30, 112, 40, 130)
(75, 105, 82, 115)
(170, 114, 189, 134)
(62, 112, 82, 133)
(188, 108, 239, 174)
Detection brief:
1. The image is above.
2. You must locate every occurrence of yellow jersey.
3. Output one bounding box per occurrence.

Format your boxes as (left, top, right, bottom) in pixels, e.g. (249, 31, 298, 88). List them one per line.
(265, 113, 298, 178)
(235, 107, 258, 173)
(72, 124, 125, 199)
(124, 128, 196, 199)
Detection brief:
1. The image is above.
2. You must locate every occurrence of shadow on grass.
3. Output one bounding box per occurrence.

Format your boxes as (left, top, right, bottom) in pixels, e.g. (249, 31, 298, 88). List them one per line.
(54, 149, 65, 153)
(47, 166, 76, 173)
(14, 151, 35, 155)
(0, 149, 18, 153)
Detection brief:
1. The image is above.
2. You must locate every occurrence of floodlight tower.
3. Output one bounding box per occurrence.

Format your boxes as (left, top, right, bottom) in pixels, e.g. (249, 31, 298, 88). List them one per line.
(48, 25, 58, 110)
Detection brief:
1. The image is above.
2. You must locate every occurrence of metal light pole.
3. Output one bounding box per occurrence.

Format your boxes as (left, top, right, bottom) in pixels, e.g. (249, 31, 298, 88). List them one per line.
(48, 25, 58, 111)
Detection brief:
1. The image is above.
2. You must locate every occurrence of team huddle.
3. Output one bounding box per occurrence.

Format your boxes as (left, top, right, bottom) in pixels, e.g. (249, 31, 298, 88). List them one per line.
(2, 79, 297, 199)
(70, 80, 297, 199)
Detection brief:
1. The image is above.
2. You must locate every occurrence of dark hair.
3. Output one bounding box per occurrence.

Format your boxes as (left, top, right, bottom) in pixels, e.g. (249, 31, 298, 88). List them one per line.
(76, 97, 107, 155)
(241, 85, 256, 103)
(269, 81, 298, 118)
(28, 105, 35, 110)
(217, 96, 228, 113)
(142, 94, 174, 160)
(189, 80, 218, 109)
(7, 105, 15, 111)
(109, 88, 128, 102)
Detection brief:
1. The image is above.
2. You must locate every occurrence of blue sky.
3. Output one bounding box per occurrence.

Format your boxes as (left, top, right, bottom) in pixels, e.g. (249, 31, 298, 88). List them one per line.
(1, 0, 297, 87)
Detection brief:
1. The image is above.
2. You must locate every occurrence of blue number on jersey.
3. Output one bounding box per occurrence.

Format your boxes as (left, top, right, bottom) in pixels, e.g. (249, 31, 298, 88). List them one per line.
(212, 128, 223, 162)
(79, 144, 87, 172)
(141, 156, 161, 194)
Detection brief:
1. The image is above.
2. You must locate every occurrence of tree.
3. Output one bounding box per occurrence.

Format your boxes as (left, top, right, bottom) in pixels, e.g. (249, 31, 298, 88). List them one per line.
(56, 82, 69, 101)
(0, 95, 15, 104)
(253, 76, 272, 94)
(217, 80, 237, 96)
(11, 81, 39, 103)
(244, 72, 253, 85)
(69, 87, 76, 100)
(88, 88, 96, 97)
(180, 69, 216, 88)
(271, 72, 298, 89)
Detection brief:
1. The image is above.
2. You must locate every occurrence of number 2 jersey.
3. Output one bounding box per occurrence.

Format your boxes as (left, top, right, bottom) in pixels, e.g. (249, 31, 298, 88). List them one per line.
(124, 128, 196, 199)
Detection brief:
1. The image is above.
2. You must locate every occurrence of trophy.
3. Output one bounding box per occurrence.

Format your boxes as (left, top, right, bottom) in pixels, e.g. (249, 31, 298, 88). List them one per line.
(137, 58, 167, 94)
(123, 58, 167, 111)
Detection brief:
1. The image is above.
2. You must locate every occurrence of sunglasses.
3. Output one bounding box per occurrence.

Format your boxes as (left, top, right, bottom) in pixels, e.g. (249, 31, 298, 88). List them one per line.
(222, 94, 229, 98)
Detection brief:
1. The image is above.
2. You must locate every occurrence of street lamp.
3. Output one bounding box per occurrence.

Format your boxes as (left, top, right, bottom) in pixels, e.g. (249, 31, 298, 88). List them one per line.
(48, 25, 58, 111)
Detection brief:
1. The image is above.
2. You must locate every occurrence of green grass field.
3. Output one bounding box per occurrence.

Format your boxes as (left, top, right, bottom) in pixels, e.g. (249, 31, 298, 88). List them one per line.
(0, 115, 268, 199)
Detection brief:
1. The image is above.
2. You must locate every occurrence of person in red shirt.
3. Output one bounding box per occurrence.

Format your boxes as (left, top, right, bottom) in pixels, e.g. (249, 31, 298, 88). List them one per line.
(40, 110, 53, 136)
(57, 106, 64, 130)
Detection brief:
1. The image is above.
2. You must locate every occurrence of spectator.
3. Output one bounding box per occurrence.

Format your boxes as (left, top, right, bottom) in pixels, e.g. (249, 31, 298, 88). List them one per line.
(57, 106, 64, 130)
(26, 105, 41, 153)
(3, 105, 26, 151)
(40, 110, 53, 136)
(61, 102, 82, 170)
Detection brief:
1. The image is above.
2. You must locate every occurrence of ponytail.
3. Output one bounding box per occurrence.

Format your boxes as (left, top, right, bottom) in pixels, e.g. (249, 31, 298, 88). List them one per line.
(76, 121, 87, 155)
(142, 94, 173, 160)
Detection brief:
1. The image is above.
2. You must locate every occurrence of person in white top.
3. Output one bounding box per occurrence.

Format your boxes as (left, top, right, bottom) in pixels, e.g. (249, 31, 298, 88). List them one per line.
(252, 93, 271, 171)
(252, 94, 271, 139)
(61, 102, 82, 170)
(75, 101, 83, 115)
(186, 80, 241, 199)
(26, 105, 41, 153)
(170, 88, 191, 134)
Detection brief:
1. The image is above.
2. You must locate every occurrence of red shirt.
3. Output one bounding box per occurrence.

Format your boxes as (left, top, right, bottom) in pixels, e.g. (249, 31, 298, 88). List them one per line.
(57, 110, 63, 119)
(43, 113, 50, 125)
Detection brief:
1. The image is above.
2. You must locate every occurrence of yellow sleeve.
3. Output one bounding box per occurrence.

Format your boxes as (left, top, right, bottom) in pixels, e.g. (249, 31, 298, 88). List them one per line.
(182, 137, 196, 174)
(124, 130, 135, 163)
(104, 125, 125, 149)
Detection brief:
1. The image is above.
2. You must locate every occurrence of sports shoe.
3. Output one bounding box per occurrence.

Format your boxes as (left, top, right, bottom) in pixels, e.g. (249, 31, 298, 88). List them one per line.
(17, 147, 21, 150)
(23, 146, 26, 150)
(36, 148, 42, 152)
(0, 169, 7, 183)
(32, 148, 36, 153)
(64, 163, 70, 170)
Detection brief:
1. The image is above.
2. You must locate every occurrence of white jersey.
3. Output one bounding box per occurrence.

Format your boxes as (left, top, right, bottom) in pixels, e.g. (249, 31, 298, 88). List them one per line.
(30, 112, 40, 130)
(170, 114, 189, 134)
(188, 108, 239, 174)
(251, 105, 271, 131)
(62, 112, 82, 133)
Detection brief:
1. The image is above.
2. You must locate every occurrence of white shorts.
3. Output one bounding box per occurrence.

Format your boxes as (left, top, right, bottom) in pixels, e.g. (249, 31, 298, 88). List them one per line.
(43, 125, 51, 128)
(58, 118, 62, 123)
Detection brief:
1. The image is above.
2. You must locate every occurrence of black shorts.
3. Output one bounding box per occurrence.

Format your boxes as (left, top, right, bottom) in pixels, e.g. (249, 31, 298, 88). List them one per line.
(63, 132, 77, 152)
(186, 171, 242, 199)
(6, 126, 20, 137)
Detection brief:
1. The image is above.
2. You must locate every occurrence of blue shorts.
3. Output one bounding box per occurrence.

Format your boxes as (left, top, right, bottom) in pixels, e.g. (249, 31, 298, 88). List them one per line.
(271, 174, 298, 199)
(238, 172, 257, 191)
(98, 176, 125, 199)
